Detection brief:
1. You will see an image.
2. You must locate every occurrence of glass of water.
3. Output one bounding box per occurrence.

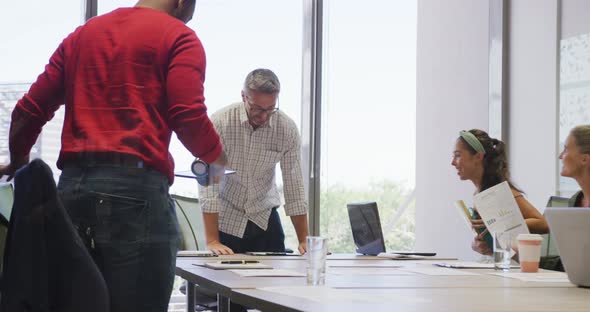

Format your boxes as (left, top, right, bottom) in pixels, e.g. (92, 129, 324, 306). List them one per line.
(493, 231, 512, 271)
(306, 236, 327, 285)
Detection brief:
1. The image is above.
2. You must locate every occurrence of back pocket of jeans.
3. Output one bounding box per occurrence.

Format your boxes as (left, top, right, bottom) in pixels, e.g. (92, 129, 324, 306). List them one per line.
(92, 192, 148, 244)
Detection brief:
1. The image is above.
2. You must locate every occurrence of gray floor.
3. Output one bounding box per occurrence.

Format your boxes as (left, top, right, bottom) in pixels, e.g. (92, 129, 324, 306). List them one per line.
(168, 276, 190, 312)
(167, 278, 260, 312)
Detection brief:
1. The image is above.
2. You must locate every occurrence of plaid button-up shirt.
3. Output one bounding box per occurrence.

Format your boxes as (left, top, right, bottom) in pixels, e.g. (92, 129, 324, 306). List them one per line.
(199, 102, 307, 238)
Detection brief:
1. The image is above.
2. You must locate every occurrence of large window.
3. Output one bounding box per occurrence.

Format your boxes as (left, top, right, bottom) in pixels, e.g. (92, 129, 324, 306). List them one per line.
(100, 1, 304, 249)
(100, 0, 303, 248)
(2, 1, 415, 253)
(0, 1, 84, 180)
(559, 33, 590, 196)
(185, 0, 304, 249)
(319, 0, 417, 252)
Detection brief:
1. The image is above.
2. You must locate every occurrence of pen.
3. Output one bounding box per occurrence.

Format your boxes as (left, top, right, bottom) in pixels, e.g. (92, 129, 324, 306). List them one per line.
(220, 260, 259, 264)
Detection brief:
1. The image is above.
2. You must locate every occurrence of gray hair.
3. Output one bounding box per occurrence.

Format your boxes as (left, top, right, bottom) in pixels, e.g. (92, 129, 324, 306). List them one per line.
(243, 68, 280, 95)
(570, 125, 590, 154)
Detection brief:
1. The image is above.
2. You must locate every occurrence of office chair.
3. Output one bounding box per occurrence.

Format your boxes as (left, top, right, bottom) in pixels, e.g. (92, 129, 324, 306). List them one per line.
(173, 194, 207, 250)
(0, 159, 109, 312)
(172, 194, 218, 311)
(542, 196, 570, 257)
(539, 196, 570, 271)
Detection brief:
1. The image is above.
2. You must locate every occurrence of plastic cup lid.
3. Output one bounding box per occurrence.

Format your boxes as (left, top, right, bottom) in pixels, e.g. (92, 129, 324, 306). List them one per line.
(517, 233, 543, 241)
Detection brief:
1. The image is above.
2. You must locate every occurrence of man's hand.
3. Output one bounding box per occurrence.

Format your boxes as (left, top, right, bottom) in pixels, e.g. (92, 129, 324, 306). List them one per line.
(297, 241, 307, 255)
(207, 240, 234, 255)
(0, 156, 29, 181)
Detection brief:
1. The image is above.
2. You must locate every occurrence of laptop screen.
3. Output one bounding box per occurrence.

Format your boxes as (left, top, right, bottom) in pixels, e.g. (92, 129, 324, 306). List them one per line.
(545, 207, 590, 287)
(347, 202, 385, 255)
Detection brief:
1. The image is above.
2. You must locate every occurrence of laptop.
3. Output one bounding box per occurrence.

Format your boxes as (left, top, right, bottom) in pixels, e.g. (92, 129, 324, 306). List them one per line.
(347, 202, 438, 257)
(347, 202, 386, 255)
(545, 207, 590, 287)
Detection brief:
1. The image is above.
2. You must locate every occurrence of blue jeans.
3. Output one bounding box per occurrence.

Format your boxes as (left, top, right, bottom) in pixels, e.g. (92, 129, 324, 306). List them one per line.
(57, 165, 180, 312)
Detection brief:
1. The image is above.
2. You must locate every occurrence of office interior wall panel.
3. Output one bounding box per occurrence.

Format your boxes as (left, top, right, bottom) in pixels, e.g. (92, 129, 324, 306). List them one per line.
(507, 0, 559, 212)
(415, 0, 489, 260)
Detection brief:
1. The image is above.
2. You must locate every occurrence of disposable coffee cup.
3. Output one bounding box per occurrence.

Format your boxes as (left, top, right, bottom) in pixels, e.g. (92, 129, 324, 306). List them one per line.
(517, 234, 543, 273)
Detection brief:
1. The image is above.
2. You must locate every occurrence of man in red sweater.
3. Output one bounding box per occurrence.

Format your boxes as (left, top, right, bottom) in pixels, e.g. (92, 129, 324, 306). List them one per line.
(0, 0, 226, 311)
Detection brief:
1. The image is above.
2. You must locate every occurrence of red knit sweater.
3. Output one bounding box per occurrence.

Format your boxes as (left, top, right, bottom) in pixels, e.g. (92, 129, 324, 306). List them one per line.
(9, 7, 222, 183)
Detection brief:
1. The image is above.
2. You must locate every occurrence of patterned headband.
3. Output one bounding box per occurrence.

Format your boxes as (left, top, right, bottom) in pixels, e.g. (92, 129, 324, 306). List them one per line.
(459, 130, 486, 154)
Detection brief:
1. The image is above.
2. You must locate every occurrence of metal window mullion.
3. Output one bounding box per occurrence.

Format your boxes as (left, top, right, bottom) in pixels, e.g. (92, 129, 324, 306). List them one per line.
(488, 0, 506, 141)
(85, 0, 98, 22)
(301, 0, 323, 236)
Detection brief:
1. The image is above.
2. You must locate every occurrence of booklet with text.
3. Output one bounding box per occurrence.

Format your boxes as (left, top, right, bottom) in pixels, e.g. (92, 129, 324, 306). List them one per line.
(472, 181, 529, 247)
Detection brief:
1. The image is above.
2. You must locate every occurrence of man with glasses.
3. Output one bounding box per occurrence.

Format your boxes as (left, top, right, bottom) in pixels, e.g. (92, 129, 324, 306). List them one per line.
(199, 68, 309, 256)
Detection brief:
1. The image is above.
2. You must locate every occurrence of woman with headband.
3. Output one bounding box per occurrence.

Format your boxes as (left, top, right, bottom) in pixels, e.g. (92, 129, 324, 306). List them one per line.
(451, 129, 549, 255)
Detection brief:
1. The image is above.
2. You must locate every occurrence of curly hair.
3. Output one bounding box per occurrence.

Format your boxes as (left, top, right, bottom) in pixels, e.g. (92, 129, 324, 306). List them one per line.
(459, 129, 521, 192)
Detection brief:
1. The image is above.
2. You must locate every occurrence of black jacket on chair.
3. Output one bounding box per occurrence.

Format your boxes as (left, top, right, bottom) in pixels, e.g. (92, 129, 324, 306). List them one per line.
(0, 159, 109, 312)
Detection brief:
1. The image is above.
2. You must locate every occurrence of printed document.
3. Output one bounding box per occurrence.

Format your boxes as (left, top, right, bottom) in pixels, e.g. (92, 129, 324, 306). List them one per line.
(473, 181, 529, 244)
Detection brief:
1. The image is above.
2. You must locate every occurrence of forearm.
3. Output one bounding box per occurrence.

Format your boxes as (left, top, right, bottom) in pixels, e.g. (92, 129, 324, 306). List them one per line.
(290, 214, 309, 243)
(525, 218, 549, 234)
(203, 212, 221, 243)
(9, 106, 44, 162)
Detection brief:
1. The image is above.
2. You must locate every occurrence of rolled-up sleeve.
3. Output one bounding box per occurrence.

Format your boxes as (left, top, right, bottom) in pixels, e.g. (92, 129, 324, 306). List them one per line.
(199, 182, 221, 213)
(281, 125, 307, 216)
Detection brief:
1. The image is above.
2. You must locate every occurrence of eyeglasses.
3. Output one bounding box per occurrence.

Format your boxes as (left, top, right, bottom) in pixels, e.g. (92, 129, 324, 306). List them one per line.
(245, 96, 279, 115)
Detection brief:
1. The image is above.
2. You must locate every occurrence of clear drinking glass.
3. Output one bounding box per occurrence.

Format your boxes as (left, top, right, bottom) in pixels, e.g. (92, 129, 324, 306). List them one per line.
(306, 236, 327, 285)
(493, 231, 512, 271)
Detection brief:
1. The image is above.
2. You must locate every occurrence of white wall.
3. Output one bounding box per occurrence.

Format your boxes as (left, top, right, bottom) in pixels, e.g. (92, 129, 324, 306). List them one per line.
(561, 0, 590, 39)
(507, 0, 559, 213)
(415, 0, 570, 259)
(415, 0, 490, 259)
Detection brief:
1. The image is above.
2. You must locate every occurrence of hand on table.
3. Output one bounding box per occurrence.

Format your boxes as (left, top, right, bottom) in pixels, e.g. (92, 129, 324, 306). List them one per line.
(297, 241, 307, 255)
(207, 240, 234, 255)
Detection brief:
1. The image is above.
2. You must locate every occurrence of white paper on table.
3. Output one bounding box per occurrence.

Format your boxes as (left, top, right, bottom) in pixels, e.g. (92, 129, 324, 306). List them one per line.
(258, 286, 430, 304)
(229, 269, 305, 277)
(377, 253, 457, 260)
(473, 181, 529, 247)
(201, 262, 272, 270)
(489, 271, 571, 283)
(399, 267, 480, 276)
(328, 263, 403, 268)
(328, 268, 413, 276)
(435, 261, 519, 269)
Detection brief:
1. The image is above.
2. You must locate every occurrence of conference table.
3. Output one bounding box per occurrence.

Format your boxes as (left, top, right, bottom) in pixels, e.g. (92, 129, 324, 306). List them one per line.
(175, 254, 588, 312)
